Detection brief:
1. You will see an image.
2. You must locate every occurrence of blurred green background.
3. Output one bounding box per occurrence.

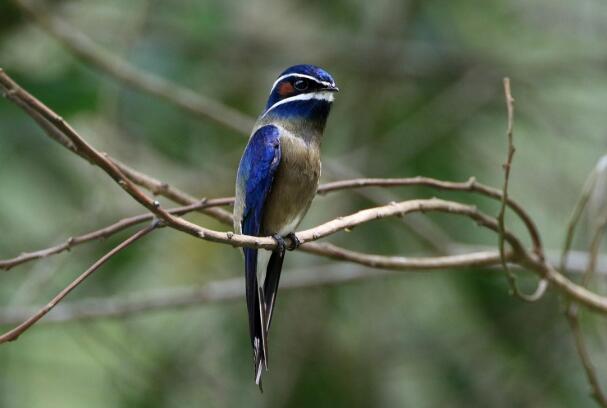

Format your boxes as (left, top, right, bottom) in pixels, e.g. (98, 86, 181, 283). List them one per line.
(1, 0, 607, 406)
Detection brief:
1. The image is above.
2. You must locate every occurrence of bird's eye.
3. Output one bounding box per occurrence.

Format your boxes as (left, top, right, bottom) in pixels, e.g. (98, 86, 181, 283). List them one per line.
(293, 79, 309, 91)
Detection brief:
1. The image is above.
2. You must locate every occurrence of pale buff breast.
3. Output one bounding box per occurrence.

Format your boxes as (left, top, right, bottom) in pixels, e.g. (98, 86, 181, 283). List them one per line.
(261, 134, 321, 236)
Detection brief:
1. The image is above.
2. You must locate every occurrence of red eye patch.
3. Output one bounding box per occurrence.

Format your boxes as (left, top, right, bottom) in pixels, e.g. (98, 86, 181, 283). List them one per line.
(278, 82, 295, 97)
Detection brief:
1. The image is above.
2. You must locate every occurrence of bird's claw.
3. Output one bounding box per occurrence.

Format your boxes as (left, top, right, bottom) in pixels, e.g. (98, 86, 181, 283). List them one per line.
(286, 232, 301, 251)
(272, 234, 286, 253)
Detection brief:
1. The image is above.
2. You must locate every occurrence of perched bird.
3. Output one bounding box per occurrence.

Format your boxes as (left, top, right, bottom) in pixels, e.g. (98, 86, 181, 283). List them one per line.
(234, 64, 338, 388)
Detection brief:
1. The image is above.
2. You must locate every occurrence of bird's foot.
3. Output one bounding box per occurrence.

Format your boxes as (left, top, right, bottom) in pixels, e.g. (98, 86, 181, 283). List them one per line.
(272, 234, 287, 253)
(286, 232, 301, 251)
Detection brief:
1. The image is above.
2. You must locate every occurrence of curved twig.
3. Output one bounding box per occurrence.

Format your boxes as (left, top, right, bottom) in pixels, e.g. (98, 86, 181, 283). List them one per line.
(497, 78, 547, 302)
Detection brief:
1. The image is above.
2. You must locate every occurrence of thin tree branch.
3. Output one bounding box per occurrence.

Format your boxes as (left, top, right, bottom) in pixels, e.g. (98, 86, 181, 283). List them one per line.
(5, 95, 233, 226)
(323, 162, 454, 254)
(0, 68, 230, 247)
(3, 203, 603, 276)
(0, 222, 157, 343)
(318, 176, 543, 256)
(301, 243, 508, 270)
(0, 198, 232, 270)
(11, 0, 255, 135)
(0, 175, 544, 272)
(567, 312, 607, 408)
(530, 256, 607, 316)
(497, 77, 547, 302)
(449, 244, 607, 276)
(2, 247, 607, 325)
(0, 258, 504, 325)
(110, 156, 234, 224)
(560, 169, 598, 274)
(565, 216, 607, 408)
(561, 161, 607, 408)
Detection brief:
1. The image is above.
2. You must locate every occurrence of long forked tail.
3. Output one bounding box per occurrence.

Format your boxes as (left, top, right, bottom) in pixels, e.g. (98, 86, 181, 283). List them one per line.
(264, 250, 285, 330)
(245, 247, 266, 391)
(245, 247, 286, 391)
(253, 291, 267, 391)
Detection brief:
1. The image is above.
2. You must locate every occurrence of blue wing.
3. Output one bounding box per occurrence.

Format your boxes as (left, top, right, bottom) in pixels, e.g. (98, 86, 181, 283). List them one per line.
(234, 124, 281, 386)
(237, 125, 281, 237)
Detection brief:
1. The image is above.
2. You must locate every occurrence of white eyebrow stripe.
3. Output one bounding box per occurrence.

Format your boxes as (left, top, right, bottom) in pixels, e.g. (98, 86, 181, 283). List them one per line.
(262, 91, 334, 118)
(270, 73, 333, 93)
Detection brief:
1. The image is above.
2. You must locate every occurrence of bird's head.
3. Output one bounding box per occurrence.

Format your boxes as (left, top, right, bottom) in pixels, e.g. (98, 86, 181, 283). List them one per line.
(261, 64, 338, 127)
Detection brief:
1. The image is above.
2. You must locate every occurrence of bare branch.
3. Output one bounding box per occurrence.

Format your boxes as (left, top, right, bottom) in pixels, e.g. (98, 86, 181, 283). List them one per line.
(0, 198, 231, 270)
(0, 222, 157, 343)
(561, 162, 607, 407)
(0, 174, 543, 272)
(109, 159, 235, 226)
(322, 162, 454, 253)
(565, 217, 607, 407)
(533, 259, 607, 315)
(560, 169, 599, 274)
(497, 78, 547, 302)
(566, 313, 607, 407)
(0, 72, 168, 206)
(449, 244, 607, 275)
(318, 176, 543, 255)
(1, 246, 606, 325)
(301, 243, 508, 270)
(498, 77, 524, 293)
(0, 258, 505, 324)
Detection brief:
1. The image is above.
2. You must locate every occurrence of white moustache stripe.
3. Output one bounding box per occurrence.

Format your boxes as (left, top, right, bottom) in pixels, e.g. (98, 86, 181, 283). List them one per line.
(262, 91, 334, 117)
(270, 73, 333, 93)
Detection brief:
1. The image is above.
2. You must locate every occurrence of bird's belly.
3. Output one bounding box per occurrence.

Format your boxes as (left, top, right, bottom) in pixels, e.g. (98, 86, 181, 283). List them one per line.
(261, 138, 320, 236)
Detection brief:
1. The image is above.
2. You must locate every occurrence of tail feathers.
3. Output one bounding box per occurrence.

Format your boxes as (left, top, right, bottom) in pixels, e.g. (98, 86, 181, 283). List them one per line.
(253, 286, 271, 392)
(251, 286, 269, 391)
(254, 337, 265, 392)
(263, 249, 285, 329)
(257, 286, 269, 367)
(245, 247, 286, 390)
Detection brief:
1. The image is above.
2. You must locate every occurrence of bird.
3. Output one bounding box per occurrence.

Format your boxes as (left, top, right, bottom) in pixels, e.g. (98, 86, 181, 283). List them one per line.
(233, 64, 338, 389)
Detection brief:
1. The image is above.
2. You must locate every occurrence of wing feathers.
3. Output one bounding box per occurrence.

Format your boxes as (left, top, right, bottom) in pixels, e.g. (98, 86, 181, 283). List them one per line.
(235, 125, 282, 388)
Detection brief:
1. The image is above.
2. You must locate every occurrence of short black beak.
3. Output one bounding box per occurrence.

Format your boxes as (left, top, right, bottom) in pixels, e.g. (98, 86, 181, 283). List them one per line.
(325, 84, 339, 92)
